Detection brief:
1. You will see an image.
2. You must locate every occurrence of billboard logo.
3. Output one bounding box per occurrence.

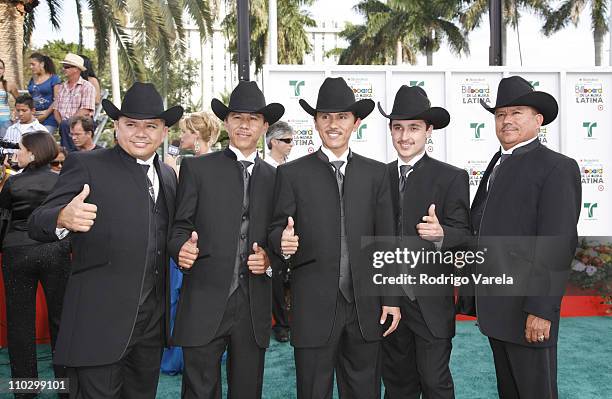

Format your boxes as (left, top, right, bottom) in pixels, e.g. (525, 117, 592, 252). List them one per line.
(467, 168, 486, 186)
(410, 81, 424, 87)
(356, 124, 367, 140)
(470, 122, 485, 139)
(583, 202, 598, 218)
(582, 121, 597, 138)
(537, 127, 548, 145)
(580, 161, 604, 184)
(289, 80, 305, 97)
(461, 80, 490, 104)
(575, 80, 603, 104)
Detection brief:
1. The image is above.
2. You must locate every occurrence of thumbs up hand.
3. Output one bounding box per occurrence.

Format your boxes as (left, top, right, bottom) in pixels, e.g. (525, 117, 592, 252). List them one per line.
(178, 231, 199, 269)
(281, 216, 299, 256)
(416, 204, 444, 242)
(57, 184, 98, 232)
(248, 242, 270, 274)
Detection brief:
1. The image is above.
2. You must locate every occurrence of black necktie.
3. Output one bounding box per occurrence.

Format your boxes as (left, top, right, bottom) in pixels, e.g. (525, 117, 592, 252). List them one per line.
(229, 160, 254, 296)
(487, 153, 511, 191)
(330, 161, 345, 193)
(330, 160, 353, 302)
(398, 164, 415, 300)
(140, 164, 155, 202)
(399, 164, 413, 193)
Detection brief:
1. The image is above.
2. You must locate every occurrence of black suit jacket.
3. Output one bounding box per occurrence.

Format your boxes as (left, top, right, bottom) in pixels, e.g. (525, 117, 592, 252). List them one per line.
(269, 150, 396, 348)
(388, 154, 471, 338)
(468, 140, 581, 347)
(28, 145, 176, 367)
(168, 148, 276, 348)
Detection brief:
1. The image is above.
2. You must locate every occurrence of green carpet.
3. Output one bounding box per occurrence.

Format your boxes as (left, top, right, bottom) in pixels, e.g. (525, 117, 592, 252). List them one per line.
(1, 317, 610, 398)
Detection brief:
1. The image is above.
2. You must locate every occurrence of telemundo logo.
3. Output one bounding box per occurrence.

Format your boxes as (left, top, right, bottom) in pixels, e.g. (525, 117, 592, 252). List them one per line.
(470, 122, 485, 139)
(583, 202, 598, 218)
(289, 80, 305, 97)
(356, 124, 367, 140)
(409, 81, 425, 87)
(529, 81, 540, 88)
(582, 121, 597, 138)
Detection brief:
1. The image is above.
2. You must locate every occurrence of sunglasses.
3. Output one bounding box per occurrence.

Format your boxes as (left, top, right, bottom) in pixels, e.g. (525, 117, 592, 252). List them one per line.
(276, 138, 293, 144)
(62, 65, 76, 70)
(50, 160, 64, 167)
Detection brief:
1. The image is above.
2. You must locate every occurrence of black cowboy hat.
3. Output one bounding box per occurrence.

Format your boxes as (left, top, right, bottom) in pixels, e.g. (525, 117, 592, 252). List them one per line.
(102, 82, 184, 126)
(211, 81, 284, 124)
(480, 76, 558, 126)
(299, 77, 374, 119)
(377, 85, 450, 129)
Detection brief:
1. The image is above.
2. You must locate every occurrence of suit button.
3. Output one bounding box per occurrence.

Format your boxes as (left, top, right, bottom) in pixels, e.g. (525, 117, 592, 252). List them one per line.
(242, 215, 247, 221)
(240, 234, 246, 239)
(239, 273, 245, 279)
(157, 250, 161, 255)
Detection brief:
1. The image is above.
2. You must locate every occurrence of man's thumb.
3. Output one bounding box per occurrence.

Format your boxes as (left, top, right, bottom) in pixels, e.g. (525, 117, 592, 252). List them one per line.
(287, 216, 294, 228)
(253, 242, 260, 253)
(190, 231, 198, 244)
(76, 184, 90, 201)
(428, 204, 437, 219)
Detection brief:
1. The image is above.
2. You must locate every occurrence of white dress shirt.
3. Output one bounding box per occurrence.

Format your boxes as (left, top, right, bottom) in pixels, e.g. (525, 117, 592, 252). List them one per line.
(136, 154, 159, 202)
(320, 146, 349, 175)
(229, 145, 256, 174)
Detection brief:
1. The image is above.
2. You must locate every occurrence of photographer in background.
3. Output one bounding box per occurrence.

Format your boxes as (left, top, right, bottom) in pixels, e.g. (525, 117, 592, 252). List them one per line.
(0, 131, 71, 393)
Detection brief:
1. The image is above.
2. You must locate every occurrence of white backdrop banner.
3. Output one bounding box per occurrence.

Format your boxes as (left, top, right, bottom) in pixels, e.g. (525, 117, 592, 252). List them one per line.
(263, 66, 612, 235)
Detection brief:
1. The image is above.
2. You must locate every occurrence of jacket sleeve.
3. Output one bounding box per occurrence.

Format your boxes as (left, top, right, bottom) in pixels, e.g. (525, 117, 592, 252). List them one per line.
(268, 165, 297, 259)
(440, 169, 471, 250)
(523, 157, 581, 321)
(168, 157, 199, 265)
(28, 153, 90, 242)
(375, 167, 400, 307)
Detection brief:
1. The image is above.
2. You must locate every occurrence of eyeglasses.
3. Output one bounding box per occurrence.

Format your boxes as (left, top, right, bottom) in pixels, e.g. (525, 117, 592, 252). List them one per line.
(50, 160, 64, 167)
(276, 138, 293, 144)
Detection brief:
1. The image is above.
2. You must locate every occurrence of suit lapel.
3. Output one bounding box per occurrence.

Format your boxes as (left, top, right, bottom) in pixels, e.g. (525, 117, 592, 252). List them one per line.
(471, 151, 501, 212)
(114, 146, 149, 203)
(388, 161, 399, 220)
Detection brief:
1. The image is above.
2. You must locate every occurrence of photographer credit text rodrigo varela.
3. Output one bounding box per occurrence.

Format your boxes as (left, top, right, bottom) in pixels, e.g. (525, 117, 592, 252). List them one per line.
(371, 247, 514, 288)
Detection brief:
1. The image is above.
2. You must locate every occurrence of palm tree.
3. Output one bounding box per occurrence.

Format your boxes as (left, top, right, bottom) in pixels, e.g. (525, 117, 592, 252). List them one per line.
(542, 0, 609, 66)
(460, 0, 550, 65)
(223, 0, 316, 73)
(336, 0, 469, 66)
(0, 0, 215, 88)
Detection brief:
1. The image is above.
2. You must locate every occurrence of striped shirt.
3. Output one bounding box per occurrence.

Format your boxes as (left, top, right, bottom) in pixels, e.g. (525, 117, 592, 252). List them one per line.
(55, 77, 95, 120)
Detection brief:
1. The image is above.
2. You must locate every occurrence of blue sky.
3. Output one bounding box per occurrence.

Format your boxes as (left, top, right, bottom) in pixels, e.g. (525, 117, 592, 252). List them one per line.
(31, 0, 611, 67)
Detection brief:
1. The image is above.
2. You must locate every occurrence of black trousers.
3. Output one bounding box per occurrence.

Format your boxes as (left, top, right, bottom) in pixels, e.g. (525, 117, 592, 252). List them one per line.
(489, 337, 558, 399)
(382, 298, 454, 399)
(2, 241, 71, 397)
(66, 294, 164, 399)
(294, 294, 382, 399)
(181, 287, 266, 399)
(272, 263, 290, 332)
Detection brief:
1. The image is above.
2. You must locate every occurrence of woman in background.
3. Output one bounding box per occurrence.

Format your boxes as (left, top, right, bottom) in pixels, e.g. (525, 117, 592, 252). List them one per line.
(0, 131, 71, 393)
(50, 145, 67, 174)
(27, 53, 62, 134)
(79, 55, 101, 106)
(179, 111, 220, 155)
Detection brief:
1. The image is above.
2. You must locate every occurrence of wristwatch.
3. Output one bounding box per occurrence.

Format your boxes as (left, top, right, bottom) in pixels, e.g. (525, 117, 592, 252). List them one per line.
(266, 265, 273, 278)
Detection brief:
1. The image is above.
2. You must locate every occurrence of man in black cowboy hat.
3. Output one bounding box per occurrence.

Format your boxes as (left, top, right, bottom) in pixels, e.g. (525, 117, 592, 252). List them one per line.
(29, 82, 183, 398)
(269, 76, 400, 399)
(168, 81, 283, 399)
(466, 75, 581, 399)
(378, 85, 471, 399)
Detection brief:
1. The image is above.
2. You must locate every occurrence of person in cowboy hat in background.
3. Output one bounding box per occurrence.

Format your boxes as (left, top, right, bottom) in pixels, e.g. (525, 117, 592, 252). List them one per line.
(29, 82, 183, 398)
(379, 85, 471, 399)
(169, 81, 284, 399)
(269, 77, 401, 399)
(54, 53, 96, 152)
(463, 75, 581, 399)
